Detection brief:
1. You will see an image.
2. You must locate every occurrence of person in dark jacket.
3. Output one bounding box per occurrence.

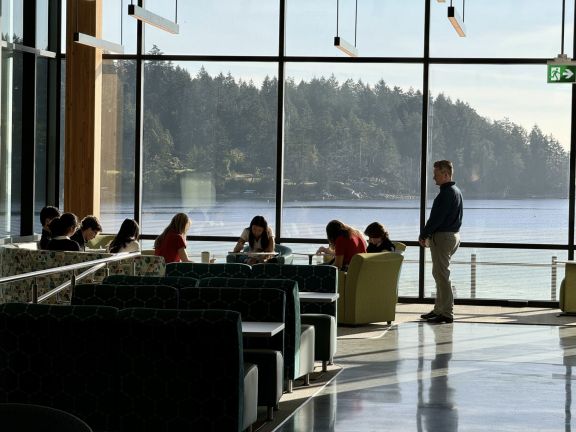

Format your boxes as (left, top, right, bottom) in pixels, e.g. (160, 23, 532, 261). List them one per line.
(70, 215, 102, 251)
(46, 213, 81, 251)
(364, 222, 395, 253)
(419, 160, 463, 324)
(38, 206, 60, 250)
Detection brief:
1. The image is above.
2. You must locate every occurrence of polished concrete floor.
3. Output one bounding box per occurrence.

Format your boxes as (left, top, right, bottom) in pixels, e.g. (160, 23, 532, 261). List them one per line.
(276, 322, 576, 431)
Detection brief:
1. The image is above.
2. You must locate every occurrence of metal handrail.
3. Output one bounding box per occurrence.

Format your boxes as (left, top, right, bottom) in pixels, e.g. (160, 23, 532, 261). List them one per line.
(0, 252, 141, 303)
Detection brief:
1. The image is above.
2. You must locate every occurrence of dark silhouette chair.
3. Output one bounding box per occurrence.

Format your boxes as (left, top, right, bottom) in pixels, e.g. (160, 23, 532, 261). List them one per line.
(0, 403, 93, 432)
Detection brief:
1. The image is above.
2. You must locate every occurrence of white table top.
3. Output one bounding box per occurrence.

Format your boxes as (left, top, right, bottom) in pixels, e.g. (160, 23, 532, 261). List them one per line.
(299, 292, 339, 303)
(241, 321, 285, 337)
(227, 252, 279, 256)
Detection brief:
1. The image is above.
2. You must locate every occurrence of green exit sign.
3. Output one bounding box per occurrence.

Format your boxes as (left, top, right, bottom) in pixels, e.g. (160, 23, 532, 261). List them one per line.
(548, 64, 576, 83)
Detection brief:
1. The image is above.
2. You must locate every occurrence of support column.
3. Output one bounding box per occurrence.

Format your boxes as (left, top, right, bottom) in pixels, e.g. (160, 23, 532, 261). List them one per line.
(64, 0, 102, 218)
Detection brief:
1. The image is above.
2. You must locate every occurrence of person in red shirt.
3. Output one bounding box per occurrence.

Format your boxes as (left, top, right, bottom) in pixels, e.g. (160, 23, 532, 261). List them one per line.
(154, 213, 192, 264)
(316, 220, 367, 270)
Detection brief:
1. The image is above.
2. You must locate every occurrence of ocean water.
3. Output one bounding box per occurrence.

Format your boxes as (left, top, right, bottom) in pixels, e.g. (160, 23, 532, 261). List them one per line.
(102, 198, 570, 302)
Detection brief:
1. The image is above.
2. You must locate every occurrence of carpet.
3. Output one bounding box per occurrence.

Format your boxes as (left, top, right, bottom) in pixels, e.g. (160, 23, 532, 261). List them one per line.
(253, 364, 342, 432)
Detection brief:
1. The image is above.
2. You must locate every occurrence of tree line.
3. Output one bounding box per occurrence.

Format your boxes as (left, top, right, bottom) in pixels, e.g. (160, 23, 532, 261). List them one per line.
(109, 48, 569, 201)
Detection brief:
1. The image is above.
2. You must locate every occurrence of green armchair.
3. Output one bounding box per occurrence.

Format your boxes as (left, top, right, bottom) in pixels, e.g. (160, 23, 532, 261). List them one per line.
(338, 252, 404, 325)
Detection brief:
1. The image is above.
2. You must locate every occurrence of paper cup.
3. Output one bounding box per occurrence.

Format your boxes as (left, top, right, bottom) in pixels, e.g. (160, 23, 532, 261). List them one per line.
(201, 251, 210, 263)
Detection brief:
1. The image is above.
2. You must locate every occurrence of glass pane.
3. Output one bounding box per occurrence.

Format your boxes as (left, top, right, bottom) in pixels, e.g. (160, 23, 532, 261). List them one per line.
(144, 0, 279, 56)
(425, 247, 567, 302)
(35, 58, 49, 234)
(2, 0, 24, 43)
(142, 61, 278, 237)
(100, 60, 136, 233)
(36, 0, 49, 50)
(430, 0, 575, 58)
(0, 49, 20, 237)
(286, 0, 424, 57)
(283, 63, 422, 241)
(103, 0, 137, 54)
(428, 64, 570, 244)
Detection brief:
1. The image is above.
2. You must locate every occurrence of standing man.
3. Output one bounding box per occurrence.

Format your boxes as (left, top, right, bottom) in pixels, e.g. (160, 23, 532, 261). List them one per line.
(419, 160, 463, 324)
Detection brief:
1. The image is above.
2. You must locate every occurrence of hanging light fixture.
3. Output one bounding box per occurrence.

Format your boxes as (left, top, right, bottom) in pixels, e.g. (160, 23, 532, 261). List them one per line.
(128, 0, 179, 34)
(73, 0, 124, 53)
(334, 0, 358, 57)
(548, 0, 575, 64)
(447, 0, 466, 37)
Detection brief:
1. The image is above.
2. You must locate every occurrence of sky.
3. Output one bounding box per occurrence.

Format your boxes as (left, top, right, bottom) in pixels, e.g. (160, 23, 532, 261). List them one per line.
(75, 0, 576, 149)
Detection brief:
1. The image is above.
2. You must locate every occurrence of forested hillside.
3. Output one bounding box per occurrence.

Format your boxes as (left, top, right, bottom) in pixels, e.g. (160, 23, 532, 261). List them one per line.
(111, 50, 568, 201)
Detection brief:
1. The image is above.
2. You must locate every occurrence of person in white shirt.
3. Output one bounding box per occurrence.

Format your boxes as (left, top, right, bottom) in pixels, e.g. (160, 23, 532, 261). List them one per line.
(232, 215, 275, 264)
(107, 219, 140, 253)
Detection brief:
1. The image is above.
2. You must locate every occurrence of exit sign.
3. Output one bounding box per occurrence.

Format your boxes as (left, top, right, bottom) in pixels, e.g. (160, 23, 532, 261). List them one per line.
(548, 64, 576, 83)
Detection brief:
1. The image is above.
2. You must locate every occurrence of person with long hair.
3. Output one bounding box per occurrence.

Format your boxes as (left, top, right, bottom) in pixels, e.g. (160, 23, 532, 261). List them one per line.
(316, 220, 366, 270)
(364, 222, 395, 253)
(154, 213, 192, 263)
(107, 219, 140, 253)
(232, 215, 275, 264)
(46, 212, 81, 251)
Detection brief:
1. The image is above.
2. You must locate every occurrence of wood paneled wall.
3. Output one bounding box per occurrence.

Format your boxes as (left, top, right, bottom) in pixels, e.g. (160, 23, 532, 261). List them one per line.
(64, 0, 103, 219)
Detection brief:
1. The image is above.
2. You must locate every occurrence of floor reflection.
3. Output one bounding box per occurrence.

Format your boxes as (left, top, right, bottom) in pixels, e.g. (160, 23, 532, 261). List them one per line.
(276, 322, 576, 432)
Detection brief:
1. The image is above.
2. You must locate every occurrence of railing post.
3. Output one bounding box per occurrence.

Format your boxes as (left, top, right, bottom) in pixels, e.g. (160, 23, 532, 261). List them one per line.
(132, 259, 136, 276)
(105, 264, 110, 277)
(70, 270, 77, 300)
(31, 278, 38, 304)
(470, 253, 477, 299)
(552, 256, 558, 301)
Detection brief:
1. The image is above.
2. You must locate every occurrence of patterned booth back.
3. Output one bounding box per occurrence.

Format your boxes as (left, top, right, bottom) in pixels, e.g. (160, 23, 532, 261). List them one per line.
(252, 263, 338, 317)
(103, 274, 199, 290)
(0, 303, 118, 431)
(165, 262, 252, 279)
(72, 284, 178, 310)
(117, 308, 245, 432)
(198, 277, 302, 380)
(179, 287, 286, 355)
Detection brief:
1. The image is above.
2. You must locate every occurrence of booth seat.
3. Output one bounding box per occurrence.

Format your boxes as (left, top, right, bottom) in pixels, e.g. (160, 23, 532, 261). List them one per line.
(0, 247, 165, 304)
(252, 264, 338, 371)
(73, 282, 285, 421)
(338, 252, 404, 325)
(198, 277, 315, 393)
(166, 262, 252, 279)
(0, 303, 256, 432)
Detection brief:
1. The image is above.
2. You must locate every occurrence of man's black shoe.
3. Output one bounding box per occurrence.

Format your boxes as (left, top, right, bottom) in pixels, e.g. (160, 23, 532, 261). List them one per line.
(420, 311, 437, 320)
(427, 315, 453, 324)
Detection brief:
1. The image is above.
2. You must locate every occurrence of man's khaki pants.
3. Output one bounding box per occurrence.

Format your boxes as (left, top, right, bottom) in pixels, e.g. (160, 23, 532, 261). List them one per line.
(430, 231, 460, 318)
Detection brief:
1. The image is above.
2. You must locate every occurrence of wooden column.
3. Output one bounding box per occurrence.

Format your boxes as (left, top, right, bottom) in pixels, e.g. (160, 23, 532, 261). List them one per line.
(64, 0, 102, 218)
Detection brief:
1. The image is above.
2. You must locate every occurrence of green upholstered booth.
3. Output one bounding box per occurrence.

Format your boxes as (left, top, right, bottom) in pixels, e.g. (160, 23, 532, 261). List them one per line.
(252, 264, 338, 371)
(198, 277, 315, 393)
(165, 262, 252, 279)
(338, 252, 404, 325)
(103, 274, 199, 290)
(72, 283, 179, 309)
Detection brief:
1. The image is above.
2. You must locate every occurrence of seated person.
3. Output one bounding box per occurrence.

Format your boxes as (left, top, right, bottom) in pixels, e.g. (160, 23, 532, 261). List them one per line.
(70, 215, 102, 251)
(364, 222, 395, 253)
(46, 213, 81, 251)
(316, 220, 366, 271)
(38, 206, 60, 250)
(232, 215, 275, 264)
(154, 213, 192, 263)
(107, 219, 140, 253)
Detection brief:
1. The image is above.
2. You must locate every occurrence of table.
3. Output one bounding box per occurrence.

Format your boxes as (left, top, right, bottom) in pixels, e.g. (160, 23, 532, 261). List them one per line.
(292, 252, 319, 264)
(241, 321, 285, 337)
(227, 252, 279, 257)
(299, 292, 339, 303)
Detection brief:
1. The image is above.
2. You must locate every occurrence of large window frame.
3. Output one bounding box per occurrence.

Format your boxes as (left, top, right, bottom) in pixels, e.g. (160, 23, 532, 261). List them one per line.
(54, 0, 576, 306)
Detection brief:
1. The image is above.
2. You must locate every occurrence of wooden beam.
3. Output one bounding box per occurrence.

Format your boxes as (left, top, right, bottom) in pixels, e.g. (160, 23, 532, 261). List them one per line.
(64, 0, 102, 219)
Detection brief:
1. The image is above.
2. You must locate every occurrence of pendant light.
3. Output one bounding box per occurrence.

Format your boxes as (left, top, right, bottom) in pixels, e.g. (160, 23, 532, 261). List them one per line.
(73, 0, 125, 53)
(128, 0, 179, 34)
(448, 0, 466, 37)
(334, 0, 358, 57)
